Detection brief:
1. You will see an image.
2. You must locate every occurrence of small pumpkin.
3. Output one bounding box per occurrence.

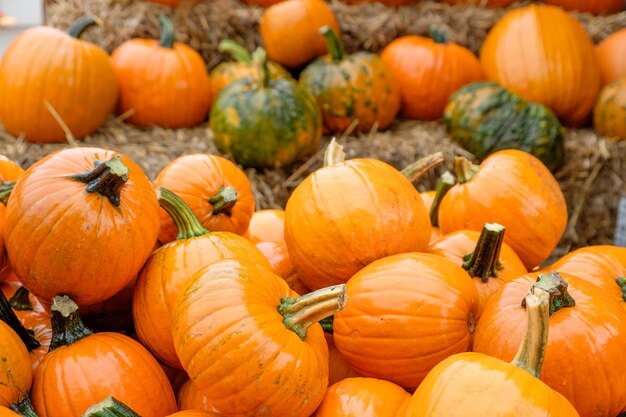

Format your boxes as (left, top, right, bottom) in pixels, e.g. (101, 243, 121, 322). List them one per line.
(480, 4, 602, 126)
(177, 380, 222, 413)
(440, 0, 516, 6)
(244, 209, 285, 243)
(154, 154, 255, 244)
(444, 81, 565, 171)
(260, 0, 340, 68)
(82, 397, 223, 417)
(596, 28, 626, 86)
(0, 320, 31, 409)
(210, 49, 322, 169)
(5, 148, 160, 306)
(256, 241, 310, 295)
(542, 0, 623, 14)
(380, 29, 483, 120)
(438, 151, 567, 270)
(594, 78, 626, 140)
(299, 26, 400, 133)
(0, 16, 117, 143)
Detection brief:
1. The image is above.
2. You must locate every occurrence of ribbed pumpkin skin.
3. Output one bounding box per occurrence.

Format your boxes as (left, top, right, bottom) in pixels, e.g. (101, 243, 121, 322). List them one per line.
(31, 332, 177, 417)
(171, 259, 329, 417)
(256, 241, 310, 295)
(133, 232, 270, 368)
(111, 39, 211, 128)
(0, 321, 31, 407)
(444, 82, 564, 171)
(210, 77, 322, 169)
(440, 0, 515, 6)
(438, 150, 567, 270)
(380, 35, 483, 120)
(0, 27, 116, 143)
(543, 0, 623, 14)
(324, 333, 359, 386)
(177, 379, 222, 412)
(154, 154, 255, 243)
(480, 4, 602, 126)
(594, 79, 626, 140)
(300, 52, 400, 133)
(314, 377, 411, 417)
(333, 253, 479, 389)
(210, 61, 289, 102)
(596, 29, 626, 86)
(4, 148, 160, 306)
(245, 209, 285, 243)
(473, 273, 626, 417)
(285, 159, 432, 290)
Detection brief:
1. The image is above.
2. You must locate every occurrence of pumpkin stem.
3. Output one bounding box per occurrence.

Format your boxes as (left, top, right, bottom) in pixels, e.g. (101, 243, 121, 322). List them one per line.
(49, 295, 93, 351)
(0, 289, 40, 351)
(67, 15, 102, 39)
(219, 39, 253, 64)
(253, 48, 271, 89)
(429, 26, 448, 44)
(208, 186, 238, 216)
(462, 223, 505, 283)
(9, 396, 38, 417)
(616, 277, 626, 302)
(429, 171, 455, 227)
(0, 180, 15, 205)
(454, 156, 479, 184)
(400, 152, 444, 183)
(323, 138, 346, 167)
(521, 272, 576, 316)
(157, 188, 209, 240)
(279, 284, 347, 340)
(319, 26, 345, 62)
(81, 397, 140, 417)
(9, 286, 33, 311)
(158, 15, 175, 49)
(320, 315, 334, 334)
(69, 156, 129, 207)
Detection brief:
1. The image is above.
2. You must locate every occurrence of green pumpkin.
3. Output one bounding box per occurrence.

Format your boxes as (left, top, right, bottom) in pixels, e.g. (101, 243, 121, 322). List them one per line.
(210, 49, 322, 169)
(444, 81, 564, 171)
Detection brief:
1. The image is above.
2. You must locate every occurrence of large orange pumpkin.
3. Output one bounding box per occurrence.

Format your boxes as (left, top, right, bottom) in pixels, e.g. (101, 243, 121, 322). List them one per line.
(5, 148, 159, 307)
(480, 4, 602, 126)
(0, 320, 31, 409)
(333, 252, 479, 389)
(111, 16, 211, 128)
(438, 150, 567, 270)
(154, 154, 255, 244)
(596, 28, 626, 87)
(380, 31, 483, 120)
(0, 16, 117, 143)
(594, 79, 626, 140)
(542, 0, 623, 14)
(172, 259, 345, 417)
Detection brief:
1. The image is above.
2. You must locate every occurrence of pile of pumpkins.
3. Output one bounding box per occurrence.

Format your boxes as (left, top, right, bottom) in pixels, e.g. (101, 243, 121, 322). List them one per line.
(0, 0, 624, 170)
(1, 137, 626, 417)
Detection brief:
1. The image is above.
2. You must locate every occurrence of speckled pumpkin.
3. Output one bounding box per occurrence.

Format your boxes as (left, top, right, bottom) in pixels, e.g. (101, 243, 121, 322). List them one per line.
(594, 79, 626, 140)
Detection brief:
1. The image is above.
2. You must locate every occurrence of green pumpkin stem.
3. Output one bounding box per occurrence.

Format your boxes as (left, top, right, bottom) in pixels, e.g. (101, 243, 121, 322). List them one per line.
(208, 186, 238, 216)
(219, 39, 253, 64)
(0, 180, 15, 205)
(158, 15, 175, 49)
(616, 277, 626, 302)
(320, 315, 334, 334)
(429, 26, 448, 44)
(401, 152, 444, 183)
(9, 286, 33, 311)
(10, 396, 39, 417)
(454, 156, 479, 184)
(67, 15, 101, 39)
(253, 48, 271, 88)
(69, 156, 129, 207)
(157, 188, 210, 240)
(462, 223, 505, 283)
(0, 289, 40, 351)
(81, 397, 140, 417)
(323, 138, 346, 167)
(320, 26, 345, 62)
(279, 284, 347, 340)
(522, 272, 576, 316)
(429, 171, 455, 227)
(49, 295, 93, 352)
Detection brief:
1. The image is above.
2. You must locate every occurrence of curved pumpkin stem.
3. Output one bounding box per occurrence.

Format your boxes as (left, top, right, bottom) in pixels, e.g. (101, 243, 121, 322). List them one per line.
(209, 186, 238, 216)
(279, 284, 347, 340)
(219, 39, 253, 64)
(320, 26, 345, 62)
(324, 138, 346, 167)
(9, 286, 33, 311)
(253, 48, 271, 89)
(0, 180, 15, 205)
(616, 277, 626, 302)
(82, 397, 140, 417)
(49, 295, 93, 351)
(157, 188, 209, 240)
(454, 156, 479, 184)
(69, 156, 129, 207)
(429, 26, 448, 44)
(10, 396, 38, 417)
(429, 171, 455, 227)
(159, 15, 175, 49)
(0, 289, 40, 351)
(462, 223, 505, 283)
(401, 152, 444, 183)
(67, 15, 102, 39)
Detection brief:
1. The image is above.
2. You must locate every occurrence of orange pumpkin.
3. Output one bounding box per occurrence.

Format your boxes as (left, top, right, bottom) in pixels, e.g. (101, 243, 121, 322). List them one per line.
(438, 151, 567, 270)
(405, 273, 581, 417)
(111, 16, 211, 128)
(172, 259, 345, 417)
(285, 141, 432, 290)
(440, 0, 515, 6)
(177, 380, 222, 413)
(260, 0, 340, 68)
(474, 272, 626, 417)
(5, 148, 159, 307)
(324, 333, 359, 386)
(133, 188, 271, 368)
(480, 4, 602, 126)
(596, 29, 626, 86)
(314, 377, 411, 417)
(333, 252, 479, 389)
(0, 320, 31, 408)
(0, 16, 117, 143)
(0, 408, 22, 417)
(255, 241, 310, 295)
(31, 296, 177, 417)
(380, 30, 483, 120)
(0, 156, 25, 282)
(542, 0, 623, 14)
(154, 154, 255, 244)
(245, 209, 285, 243)
(429, 223, 527, 316)
(594, 78, 626, 140)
